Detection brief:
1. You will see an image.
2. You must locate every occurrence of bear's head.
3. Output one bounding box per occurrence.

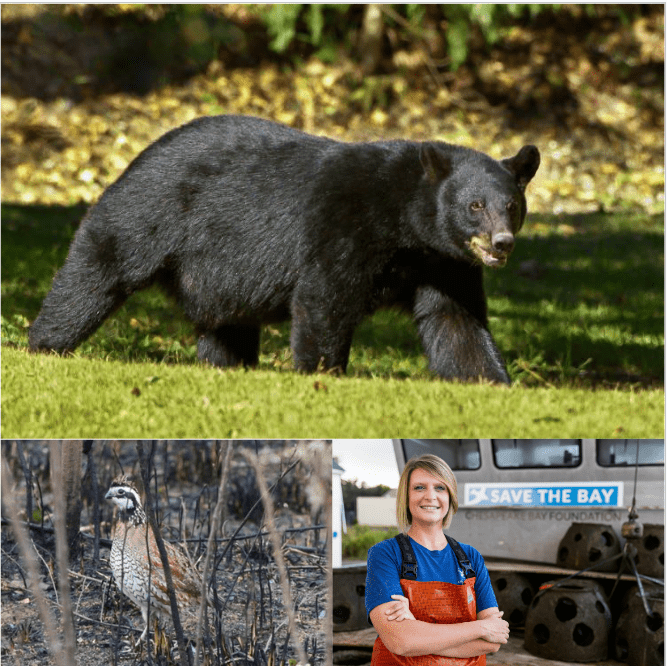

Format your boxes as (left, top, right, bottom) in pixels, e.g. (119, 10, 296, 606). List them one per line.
(419, 143, 540, 267)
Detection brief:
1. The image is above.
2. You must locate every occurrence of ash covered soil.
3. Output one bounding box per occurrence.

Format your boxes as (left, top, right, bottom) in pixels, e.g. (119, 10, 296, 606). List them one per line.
(1, 441, 328, 666)
(2, 521, 327, 666)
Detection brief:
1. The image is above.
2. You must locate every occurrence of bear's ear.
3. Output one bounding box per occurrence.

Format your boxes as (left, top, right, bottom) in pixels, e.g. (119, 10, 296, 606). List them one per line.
(419, 144, 452, 183)
(502, 145, 540, 192)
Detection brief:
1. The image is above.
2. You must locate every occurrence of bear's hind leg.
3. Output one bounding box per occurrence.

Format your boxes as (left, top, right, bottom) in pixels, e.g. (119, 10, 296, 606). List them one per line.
(197, 325, 261, 367)
(29, 257, 131, 354)
(30, 212, 170, 354)
(290, 297, 356, 374)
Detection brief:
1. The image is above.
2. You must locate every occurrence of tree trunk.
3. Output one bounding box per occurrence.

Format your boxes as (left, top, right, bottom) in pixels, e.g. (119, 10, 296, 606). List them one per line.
(359, 4, 384, 74)
(51, 441, 83, 561)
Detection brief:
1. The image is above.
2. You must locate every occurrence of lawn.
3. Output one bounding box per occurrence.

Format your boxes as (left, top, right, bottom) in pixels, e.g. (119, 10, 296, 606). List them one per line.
(1, 203, 663, 438)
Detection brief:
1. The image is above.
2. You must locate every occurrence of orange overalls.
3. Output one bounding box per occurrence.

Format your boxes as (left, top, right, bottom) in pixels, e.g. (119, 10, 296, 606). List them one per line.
(370, 534, 485, 666)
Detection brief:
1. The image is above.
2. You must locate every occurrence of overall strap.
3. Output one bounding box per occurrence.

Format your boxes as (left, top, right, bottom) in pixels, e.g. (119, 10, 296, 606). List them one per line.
(395, 533, 476, 580)
(446, 534, 476, 579)
(395, 533, 418, 580)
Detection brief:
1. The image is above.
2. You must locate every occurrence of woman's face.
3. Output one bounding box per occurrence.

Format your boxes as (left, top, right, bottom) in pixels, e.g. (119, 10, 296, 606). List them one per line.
(408, 468, 450, 528)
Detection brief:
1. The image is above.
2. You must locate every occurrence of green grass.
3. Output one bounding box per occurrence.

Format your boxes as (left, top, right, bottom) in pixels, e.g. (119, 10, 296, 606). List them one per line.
(342, 524, 400, 560)
(2, 345, 662, 437)
(2, 204, 663, 438)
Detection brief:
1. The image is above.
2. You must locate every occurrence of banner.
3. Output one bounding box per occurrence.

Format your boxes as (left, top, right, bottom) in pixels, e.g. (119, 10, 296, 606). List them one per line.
(464, 482, 624, 508)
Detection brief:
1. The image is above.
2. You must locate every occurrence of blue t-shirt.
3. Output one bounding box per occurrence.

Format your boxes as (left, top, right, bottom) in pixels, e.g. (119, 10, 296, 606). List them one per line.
(365, 535, 497, 618)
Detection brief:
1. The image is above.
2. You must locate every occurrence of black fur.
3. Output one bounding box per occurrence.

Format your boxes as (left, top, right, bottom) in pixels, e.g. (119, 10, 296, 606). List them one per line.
(29, 115, 539, 383)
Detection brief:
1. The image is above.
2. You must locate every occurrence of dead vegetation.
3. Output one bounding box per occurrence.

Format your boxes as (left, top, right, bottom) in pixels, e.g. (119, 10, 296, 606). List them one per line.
(1, 440, 330, 666)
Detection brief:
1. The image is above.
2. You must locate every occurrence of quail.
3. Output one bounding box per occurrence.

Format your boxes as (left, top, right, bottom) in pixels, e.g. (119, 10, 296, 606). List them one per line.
(105, 475, 209, 642)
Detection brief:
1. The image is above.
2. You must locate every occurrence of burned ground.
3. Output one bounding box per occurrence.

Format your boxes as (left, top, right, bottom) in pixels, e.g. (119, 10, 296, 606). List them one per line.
(1, 440, 329, 666)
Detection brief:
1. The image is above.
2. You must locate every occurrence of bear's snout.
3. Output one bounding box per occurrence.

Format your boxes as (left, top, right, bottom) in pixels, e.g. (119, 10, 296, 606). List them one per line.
(491, 230, 514, 255)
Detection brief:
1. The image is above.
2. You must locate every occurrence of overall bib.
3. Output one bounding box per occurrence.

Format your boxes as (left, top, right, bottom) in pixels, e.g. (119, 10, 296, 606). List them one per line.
(370, 534, 486, 666)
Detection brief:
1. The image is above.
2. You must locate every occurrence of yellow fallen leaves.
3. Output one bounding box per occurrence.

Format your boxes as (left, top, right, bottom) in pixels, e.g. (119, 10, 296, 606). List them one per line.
(1, 8, 663, 217)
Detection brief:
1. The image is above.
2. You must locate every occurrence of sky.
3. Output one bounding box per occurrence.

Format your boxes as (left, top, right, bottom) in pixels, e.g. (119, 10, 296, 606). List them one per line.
(332, 439, 400, 488)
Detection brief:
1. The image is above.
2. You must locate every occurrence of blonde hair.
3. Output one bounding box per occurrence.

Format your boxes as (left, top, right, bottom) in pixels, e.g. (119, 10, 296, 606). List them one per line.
(396, 454, 458, 532)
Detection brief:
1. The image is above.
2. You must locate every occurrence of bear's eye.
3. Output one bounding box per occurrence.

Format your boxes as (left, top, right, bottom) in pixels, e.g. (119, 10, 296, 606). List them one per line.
(470, 201, 485, 212)
(506, 200, 518, 214)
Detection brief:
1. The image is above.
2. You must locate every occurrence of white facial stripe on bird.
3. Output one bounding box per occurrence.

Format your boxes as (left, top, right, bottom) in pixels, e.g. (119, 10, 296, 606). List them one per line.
(105, 484, 141, 512)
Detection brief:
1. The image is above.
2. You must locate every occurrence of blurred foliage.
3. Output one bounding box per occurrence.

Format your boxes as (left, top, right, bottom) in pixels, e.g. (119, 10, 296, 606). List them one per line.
(342, 524, 400, 559)
(1, 3, 662, 217)
(252, 4, 584, 70)
(258, 4, 352, 61)
(160, 4, 652, 72)
(4, 4, 652, 75)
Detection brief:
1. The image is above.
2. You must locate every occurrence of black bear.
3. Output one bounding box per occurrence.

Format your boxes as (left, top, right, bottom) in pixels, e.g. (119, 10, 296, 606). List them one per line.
(29, 115, 539, 384)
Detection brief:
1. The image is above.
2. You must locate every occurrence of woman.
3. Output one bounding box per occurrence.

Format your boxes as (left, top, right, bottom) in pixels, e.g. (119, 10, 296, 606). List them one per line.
(365, 454, 509, 665)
